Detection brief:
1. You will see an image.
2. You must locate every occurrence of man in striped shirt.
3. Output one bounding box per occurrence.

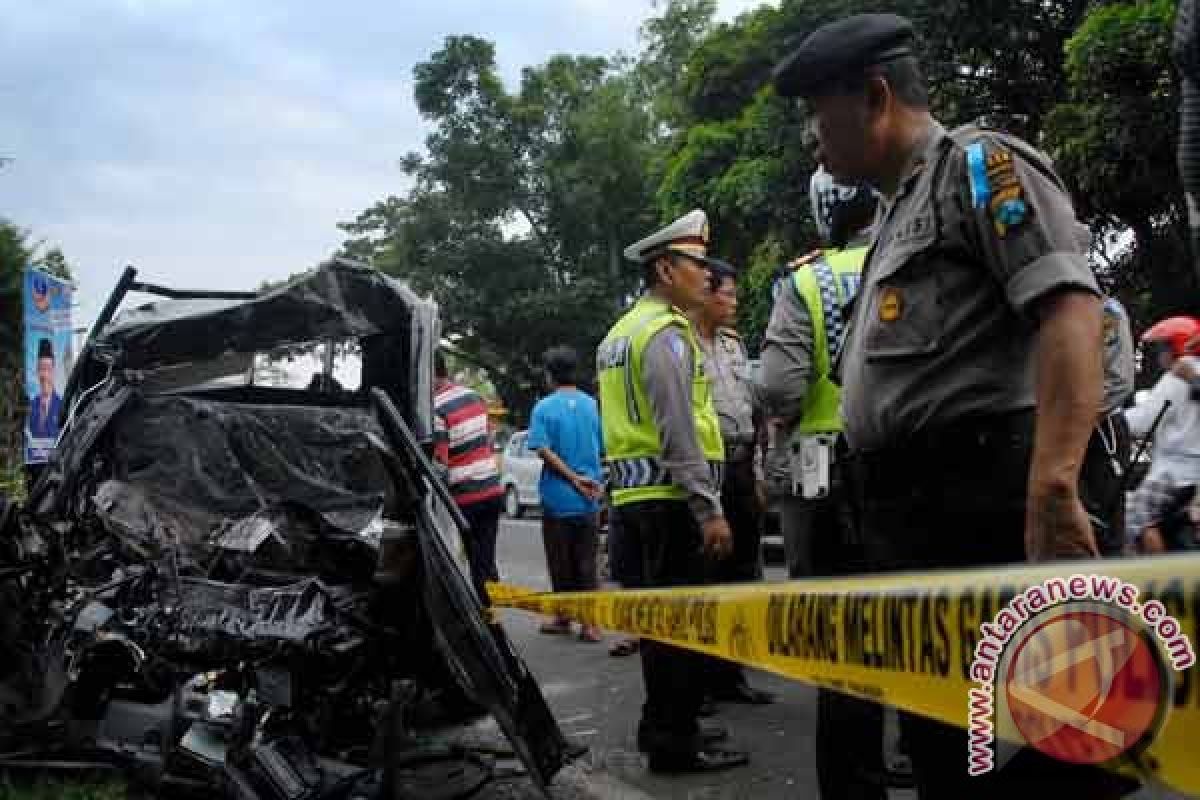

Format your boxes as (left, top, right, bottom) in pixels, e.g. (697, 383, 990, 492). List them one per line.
(433, 353, 504, 596)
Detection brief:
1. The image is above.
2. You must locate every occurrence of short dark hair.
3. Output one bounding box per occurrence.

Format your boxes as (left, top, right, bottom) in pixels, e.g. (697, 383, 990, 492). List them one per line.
(641, 253, 671, 289)
(819, 55, 929, 110)
(869, 56, 929, 110)
(543, 346, 579, 385)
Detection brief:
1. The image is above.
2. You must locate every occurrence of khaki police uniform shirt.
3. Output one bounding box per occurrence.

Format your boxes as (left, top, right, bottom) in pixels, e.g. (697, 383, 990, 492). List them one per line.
(642, 325, 723, 523)
(839, 121, 1101, 452)
(698, 328, 758, 456)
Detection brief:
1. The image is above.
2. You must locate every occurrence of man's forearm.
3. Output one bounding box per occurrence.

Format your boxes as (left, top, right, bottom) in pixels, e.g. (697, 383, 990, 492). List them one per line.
(1028, 290, 1103, 557)
(1031, 291, 1102, 488)
(537, 447, 577, 485)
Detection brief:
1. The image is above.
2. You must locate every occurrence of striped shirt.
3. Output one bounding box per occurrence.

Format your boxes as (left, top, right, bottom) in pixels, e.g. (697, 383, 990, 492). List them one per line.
(433, 380, 503, 507)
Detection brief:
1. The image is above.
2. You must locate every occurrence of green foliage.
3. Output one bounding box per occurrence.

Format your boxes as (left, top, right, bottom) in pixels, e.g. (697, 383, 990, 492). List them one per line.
(1043, 0, 1192, 324)
(345, 0, 1195, 402)
(341, 35, 659, 421)
(0, 775, 128, 800)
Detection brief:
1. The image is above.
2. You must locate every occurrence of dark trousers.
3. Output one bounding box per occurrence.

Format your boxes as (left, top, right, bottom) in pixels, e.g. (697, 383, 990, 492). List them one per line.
(707, 457, 763, 691)
(615, 499, 707, 755)
(1081, 412, 1132, 556)
(460, 496, 503, 598)
(847, 413, 1135, 799)
(796, 463, 885, 799)
(542, 513, 599, 593)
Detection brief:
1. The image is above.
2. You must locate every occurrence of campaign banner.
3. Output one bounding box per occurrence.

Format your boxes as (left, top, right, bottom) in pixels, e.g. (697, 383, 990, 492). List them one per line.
(24, 269, 73, 464)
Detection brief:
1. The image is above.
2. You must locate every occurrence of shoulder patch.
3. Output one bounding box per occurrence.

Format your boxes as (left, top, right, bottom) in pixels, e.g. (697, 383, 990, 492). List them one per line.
(967, 141, 1028, 238)
(667, 333, 688, 364)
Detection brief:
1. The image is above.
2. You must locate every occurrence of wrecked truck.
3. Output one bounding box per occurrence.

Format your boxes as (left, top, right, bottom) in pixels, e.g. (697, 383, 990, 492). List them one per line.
(0, 259, 572, 798)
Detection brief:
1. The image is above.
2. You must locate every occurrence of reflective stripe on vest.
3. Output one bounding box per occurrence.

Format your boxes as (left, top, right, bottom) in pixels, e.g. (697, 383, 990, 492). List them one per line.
(609, 456, 725, 492)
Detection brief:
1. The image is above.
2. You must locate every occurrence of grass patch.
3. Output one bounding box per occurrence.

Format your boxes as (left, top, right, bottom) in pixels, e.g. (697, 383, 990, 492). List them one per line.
(0, 773, 129, 800)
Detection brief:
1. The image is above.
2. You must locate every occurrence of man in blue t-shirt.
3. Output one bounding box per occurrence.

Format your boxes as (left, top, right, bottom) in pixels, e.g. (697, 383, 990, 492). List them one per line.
(527, 346, 604, 641)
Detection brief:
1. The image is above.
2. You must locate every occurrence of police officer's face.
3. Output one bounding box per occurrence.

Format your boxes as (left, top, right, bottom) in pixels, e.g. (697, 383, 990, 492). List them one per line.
(709, 277, 737, 327)
(661, 253, 711, 311)
(807, 91, 877, 183)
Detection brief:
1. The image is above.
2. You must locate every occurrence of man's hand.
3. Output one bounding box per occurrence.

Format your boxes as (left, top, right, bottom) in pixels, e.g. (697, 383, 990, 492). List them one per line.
(1025, 480, 1099, 561)
(702, 516, 734, 560)
(1139, 527, 1167, 555)
(572, 476, 604, 501)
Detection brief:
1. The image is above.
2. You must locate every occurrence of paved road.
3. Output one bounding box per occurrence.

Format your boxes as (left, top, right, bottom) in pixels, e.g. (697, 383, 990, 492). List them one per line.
(493, 516, 1187, 800)
(496, 515, 850, 799)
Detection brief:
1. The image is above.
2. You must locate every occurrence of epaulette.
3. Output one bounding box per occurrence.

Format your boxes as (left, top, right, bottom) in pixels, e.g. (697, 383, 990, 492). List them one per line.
(785, 249, 825, 272)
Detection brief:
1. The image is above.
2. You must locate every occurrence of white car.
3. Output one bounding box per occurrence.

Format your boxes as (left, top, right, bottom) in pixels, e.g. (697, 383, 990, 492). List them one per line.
(500, 430, 542, 518)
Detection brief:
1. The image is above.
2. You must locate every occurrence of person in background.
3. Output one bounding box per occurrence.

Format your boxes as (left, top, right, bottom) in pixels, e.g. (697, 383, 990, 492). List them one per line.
(433, 352, 505, 597)
(1125, 316, 1200, 553)
(690, 261, 774, 706)
(527, 345, 605, 642)
(760, 168, 886, 797)
(1083, 296, 1136, 554)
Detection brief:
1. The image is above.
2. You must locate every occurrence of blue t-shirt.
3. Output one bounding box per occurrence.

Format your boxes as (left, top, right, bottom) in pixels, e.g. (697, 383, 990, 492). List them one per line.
(526, 388, 603, 518)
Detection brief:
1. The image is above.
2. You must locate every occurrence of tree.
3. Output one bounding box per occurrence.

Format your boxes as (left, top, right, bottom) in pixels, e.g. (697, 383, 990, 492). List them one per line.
(342, 36, 659, 421)
(1043, 0, 1193, 329)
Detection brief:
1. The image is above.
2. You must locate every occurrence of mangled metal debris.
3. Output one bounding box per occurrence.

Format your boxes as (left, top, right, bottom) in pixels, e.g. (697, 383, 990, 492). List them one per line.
(0, 260, 572, 798)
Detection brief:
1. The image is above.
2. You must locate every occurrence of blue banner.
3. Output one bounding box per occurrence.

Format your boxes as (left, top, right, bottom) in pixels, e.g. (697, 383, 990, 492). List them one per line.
(24, 269, 73, 464)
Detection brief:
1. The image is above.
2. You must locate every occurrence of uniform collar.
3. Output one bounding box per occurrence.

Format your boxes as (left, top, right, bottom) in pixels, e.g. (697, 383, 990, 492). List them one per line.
(641, 291, 683, 316)
(888, 119, 947, 201)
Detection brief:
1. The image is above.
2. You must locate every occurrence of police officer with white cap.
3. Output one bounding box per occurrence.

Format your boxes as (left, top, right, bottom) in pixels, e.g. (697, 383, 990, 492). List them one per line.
(597, 209, 749, 773)
(773, 13, 1131, 798)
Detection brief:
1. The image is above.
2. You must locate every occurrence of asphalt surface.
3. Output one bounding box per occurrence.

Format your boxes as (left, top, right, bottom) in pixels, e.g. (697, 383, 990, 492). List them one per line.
(495, 515, 866, 800)
(492, 515, 1191, 800)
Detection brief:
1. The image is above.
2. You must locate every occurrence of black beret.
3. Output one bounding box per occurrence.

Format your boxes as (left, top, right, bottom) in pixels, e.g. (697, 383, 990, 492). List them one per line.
(37, 338, 54, 361)
(705, 257, 739, 279)
(773, 13, 915, 98)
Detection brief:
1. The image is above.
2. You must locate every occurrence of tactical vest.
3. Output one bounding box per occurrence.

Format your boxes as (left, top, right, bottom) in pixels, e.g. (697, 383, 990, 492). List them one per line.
(597, 296, 724, 507)
(790, 247, 866, 433)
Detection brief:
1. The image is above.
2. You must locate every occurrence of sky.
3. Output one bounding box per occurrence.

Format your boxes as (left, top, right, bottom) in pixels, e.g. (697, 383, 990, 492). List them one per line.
(0, 0, 772, 329)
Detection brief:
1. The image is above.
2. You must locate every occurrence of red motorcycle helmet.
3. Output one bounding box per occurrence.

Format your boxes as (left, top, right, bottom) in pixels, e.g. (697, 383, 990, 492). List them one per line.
(1141, 316, 1200, 357)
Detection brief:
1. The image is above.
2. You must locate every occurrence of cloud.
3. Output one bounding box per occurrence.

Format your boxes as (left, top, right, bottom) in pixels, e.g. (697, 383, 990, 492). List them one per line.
(0, 0, 773, 326)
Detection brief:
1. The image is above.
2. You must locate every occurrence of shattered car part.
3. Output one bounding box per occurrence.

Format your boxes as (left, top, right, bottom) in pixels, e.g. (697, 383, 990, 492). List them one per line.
(0, 260, 571, 798)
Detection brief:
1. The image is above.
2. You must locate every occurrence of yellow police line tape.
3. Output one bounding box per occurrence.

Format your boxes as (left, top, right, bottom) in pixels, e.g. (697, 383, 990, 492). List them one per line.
(489, 553, 1200, 794)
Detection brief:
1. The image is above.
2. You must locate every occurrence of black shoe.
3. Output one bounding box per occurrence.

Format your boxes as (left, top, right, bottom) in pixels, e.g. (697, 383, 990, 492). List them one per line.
(710, 681, 774, 705)
(636, 722, 727, 752)
(647, 745, 749, 774)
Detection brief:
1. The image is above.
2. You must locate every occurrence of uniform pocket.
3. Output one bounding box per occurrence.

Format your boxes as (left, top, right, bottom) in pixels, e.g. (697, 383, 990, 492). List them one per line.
(863, 254, 943, 361)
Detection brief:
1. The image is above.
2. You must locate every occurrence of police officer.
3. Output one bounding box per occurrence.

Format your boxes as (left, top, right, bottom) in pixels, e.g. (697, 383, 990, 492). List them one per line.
(773, 14, 1130, 798)
(690, 259, 774, 706)
(597, 210, 749, 773)
(761, 169, 886, 798)
(1083, 296, 1135, 554)
(763, 167, 873, 580)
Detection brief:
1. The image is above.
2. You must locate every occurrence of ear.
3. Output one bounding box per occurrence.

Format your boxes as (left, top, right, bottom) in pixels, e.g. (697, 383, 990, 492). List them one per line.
(655, 256, 675, 287)
(863, 74, 890, 121)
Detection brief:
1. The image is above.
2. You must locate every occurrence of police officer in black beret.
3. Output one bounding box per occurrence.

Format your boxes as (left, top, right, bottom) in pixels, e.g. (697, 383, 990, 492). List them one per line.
(774, 14, 1133, 799)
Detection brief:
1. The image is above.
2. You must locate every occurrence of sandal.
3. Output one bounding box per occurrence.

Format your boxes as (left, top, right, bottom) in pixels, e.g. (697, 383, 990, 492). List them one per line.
(608, 638, 639, 657)
(539, 618, 572, 635)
